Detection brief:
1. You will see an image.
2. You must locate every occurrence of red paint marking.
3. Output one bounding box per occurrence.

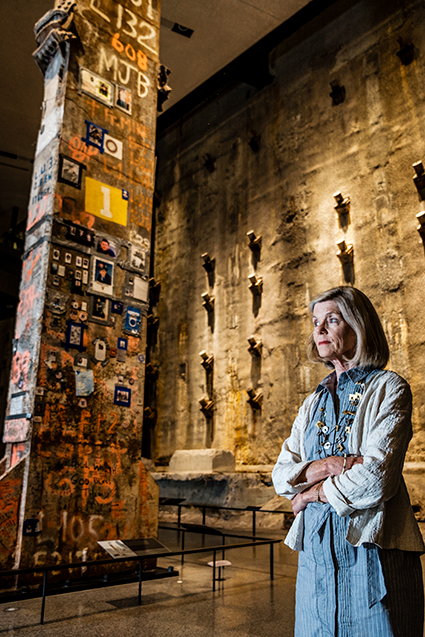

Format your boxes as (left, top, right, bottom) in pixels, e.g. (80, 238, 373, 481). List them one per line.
(96, 413, 106, 436)
(107, 412, 118, 435)
(79, 211, 96, 229)
(27, 195, 49, 231)
(22, 247, 42, 284)
(15, 286, 41, 338)
(85, 97, 101, 121)
(111, 33, 147, 69)
(95, 480, 117, 505)
(79, 410, 91, 440)
(69, 136, 99, 163)
(11, 349, 31, 390)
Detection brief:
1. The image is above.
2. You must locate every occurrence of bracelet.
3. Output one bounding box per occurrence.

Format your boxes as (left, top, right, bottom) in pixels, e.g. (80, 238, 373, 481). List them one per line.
(314, 484, 323, 504)
(342, 454, 347, 475)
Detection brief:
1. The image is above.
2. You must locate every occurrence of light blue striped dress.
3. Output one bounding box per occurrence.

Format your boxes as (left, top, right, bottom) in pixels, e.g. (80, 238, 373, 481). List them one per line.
(295, 367, 424, 637)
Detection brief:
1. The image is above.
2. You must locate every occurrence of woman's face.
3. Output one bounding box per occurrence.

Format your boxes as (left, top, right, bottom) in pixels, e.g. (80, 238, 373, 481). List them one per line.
(312, 300, 357, 365)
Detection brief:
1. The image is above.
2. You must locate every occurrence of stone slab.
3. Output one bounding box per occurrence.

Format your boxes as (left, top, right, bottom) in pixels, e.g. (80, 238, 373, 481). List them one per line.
(169, 449, 236, 473)
(152, 470, 273, 508)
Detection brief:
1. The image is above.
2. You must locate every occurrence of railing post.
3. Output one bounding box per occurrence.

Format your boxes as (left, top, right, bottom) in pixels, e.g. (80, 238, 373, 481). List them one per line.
(252, 510, 256, 537)
(138, 560, 143, 605)
(40, 570, 47, 625)
(269, 543, 274, 580)
(213, 549, 216, 592)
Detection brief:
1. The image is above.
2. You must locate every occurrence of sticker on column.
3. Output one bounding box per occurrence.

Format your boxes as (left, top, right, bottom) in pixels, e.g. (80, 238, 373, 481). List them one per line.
(89, 294, 111, 325)
(123, 306, 141, 337)
(111, 301, 123, 314)
(82, 121, 108, 154)
(92, 337, 110, 366)
(66, 222, 94, 247)
(90, 256, 114, 296)
(74, 352, 89, 368)
(123, 272, 149, 302)
(46, 289, 68, 314)
(85, 177, 128, 226)
(104, 134, 123, 160)
(117, 337, 128, 362)
(79, 68, 114, 107)
(96, 234, 118, 259)
(114, 385, 131, 407)
(75, 369, 94, 396)
(119, 241, 149, 275)
(58, 154, 85, 189)
(64, 321, 86, 352)
(115, 86, 132, 114)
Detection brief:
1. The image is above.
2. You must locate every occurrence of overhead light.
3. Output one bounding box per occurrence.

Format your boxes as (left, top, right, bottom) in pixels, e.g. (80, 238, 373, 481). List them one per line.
(161, 17, 194, 39)
(171, 23, 194, 39)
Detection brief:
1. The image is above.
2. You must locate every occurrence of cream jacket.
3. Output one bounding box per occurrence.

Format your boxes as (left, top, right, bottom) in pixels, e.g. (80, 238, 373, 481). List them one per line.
(272, 369, 425, 552)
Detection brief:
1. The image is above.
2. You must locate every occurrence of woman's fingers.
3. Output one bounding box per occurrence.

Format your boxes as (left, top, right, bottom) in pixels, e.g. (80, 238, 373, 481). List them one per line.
(291, 493, 303, 515)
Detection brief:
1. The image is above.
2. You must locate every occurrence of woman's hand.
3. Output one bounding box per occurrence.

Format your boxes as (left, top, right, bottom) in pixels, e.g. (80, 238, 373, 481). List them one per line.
(296, 455, 364, 486)
(324, 454, 364, 478)
(291, 457, 364, 515)
(292, 481, 328, 515)
(292, 491, 308, 516)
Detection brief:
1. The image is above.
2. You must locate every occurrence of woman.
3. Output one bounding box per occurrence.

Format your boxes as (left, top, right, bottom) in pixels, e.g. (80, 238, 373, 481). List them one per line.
(272, 286, 424, 636)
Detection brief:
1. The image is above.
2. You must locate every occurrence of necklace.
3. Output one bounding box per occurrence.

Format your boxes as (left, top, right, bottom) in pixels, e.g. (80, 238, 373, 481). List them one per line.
(315, 379, 366, 458)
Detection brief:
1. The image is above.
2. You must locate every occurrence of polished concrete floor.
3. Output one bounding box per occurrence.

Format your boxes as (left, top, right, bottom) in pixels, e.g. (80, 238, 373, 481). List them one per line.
(2, 527, 425, 637)
(0, 529, 297, 636)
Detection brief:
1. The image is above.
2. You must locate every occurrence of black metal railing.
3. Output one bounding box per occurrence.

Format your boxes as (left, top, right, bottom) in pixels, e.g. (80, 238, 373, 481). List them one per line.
(0, 529, 281, 625)
(159, 498, 293, 536)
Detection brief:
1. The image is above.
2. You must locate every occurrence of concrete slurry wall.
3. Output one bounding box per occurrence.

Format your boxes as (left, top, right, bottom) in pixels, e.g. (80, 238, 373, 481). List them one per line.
(153, 0, 425, 467)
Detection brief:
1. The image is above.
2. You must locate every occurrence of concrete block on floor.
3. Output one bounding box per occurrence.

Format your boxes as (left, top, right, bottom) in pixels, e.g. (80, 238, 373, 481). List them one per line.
(169, 449, 236, 473)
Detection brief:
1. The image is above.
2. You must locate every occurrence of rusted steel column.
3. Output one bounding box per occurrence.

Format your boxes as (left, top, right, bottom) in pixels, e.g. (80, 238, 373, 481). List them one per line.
(0, 0, 160, 576)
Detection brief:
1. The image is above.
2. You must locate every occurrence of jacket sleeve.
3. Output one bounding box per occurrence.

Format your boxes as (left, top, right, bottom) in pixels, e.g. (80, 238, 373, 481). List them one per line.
(272, 393, 317, 499)
(323, 374, 413, 517)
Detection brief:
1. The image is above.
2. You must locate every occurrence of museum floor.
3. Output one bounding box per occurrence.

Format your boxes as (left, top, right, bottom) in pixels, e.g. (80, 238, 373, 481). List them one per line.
(1, 527, 425, 637)
(0, 528, 298, 637)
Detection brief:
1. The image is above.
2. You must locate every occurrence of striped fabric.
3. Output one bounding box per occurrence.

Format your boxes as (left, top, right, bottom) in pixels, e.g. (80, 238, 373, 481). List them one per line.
(295, 504, 424, 636)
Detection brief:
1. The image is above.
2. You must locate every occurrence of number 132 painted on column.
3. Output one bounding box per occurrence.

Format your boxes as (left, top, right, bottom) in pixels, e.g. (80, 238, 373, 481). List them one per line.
(90, 0, 158, 57)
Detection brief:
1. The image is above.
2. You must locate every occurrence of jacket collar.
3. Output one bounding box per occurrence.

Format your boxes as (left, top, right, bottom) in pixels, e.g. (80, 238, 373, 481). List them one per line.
(316, 365, 378, 393)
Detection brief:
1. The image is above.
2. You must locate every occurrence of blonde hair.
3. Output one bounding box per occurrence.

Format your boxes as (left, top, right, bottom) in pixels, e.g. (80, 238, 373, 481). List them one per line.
(306, 286, 389, 369)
